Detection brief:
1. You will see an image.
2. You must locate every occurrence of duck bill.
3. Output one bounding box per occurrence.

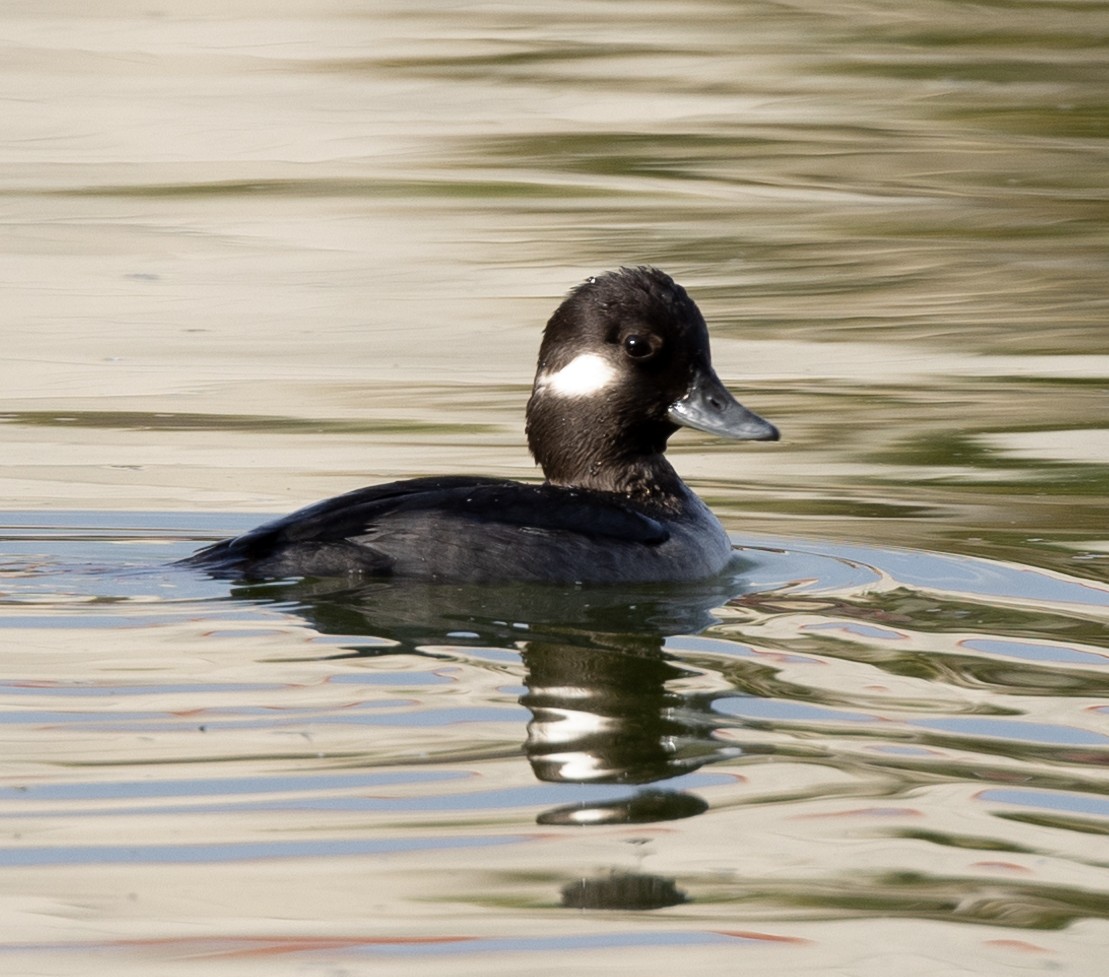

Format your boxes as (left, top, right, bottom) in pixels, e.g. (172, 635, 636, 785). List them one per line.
(668, 368, 779, 441)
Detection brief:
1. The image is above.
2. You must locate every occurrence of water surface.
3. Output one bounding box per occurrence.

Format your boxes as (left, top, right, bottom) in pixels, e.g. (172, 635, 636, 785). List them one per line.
(2, 1, 1108, 974)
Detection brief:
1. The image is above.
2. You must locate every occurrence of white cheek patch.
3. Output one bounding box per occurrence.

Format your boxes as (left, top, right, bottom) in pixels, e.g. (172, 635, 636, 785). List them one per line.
(537, 353, 617, 398)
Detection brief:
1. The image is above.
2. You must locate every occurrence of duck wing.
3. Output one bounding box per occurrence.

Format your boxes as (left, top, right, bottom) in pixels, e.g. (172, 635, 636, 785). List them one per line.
(183, 476, 668, 580)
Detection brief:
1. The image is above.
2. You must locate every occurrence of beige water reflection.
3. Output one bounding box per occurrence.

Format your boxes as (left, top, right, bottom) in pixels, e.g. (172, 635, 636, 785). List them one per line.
(2, 1, 1109, 974)
(4, 0, 1107, 577)
(3, 535, 1108, 976)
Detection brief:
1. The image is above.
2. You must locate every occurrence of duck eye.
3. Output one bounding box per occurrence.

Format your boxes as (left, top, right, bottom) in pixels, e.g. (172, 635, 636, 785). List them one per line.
(622, 334, 657, 359)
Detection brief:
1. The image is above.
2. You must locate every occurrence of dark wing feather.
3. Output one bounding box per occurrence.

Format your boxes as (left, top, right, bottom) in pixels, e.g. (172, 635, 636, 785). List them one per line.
(183, 476, 668, 579)
(429, 484, 668, 542)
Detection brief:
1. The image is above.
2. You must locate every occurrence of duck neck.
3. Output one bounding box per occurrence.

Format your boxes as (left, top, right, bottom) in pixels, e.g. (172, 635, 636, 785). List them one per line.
(525, 403, 686, 509)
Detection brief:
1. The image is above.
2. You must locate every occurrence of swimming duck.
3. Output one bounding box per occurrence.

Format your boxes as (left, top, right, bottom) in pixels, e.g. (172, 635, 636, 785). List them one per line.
(184, 267, 778, 584)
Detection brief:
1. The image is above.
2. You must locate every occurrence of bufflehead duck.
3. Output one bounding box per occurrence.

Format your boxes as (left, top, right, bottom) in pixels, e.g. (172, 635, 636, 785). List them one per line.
(185, 267, 778, 584)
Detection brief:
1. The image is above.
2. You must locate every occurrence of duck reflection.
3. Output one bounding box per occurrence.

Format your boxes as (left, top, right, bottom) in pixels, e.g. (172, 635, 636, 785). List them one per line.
(521, 642, 715, 825)
(228, 573, 752, 828)
(227, 572, 757, 909)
